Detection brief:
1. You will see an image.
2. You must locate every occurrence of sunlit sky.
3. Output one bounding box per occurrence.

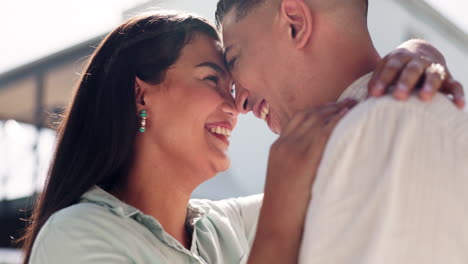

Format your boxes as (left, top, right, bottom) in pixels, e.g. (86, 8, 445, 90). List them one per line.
(425, 0, 468, 31)
(0, 0, 467, 75)
(0, 0, 146, 73)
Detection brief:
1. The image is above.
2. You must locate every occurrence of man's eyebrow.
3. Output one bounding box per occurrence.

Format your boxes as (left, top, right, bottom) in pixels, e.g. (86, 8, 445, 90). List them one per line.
(195, 62, 226, 76)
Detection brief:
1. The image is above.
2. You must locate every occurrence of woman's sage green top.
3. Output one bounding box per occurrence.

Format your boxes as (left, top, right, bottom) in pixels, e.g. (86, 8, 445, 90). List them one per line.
(29, 186, 263, 264)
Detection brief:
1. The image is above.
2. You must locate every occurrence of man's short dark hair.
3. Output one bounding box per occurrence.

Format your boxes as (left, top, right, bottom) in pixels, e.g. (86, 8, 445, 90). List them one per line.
(215, 0, 266, 29)
(215, 0, 369, 29)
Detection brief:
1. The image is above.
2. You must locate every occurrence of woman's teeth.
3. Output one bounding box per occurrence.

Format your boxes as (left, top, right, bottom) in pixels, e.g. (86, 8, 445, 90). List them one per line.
(260, 102, 270, 121)
(210, 126, 232, 137)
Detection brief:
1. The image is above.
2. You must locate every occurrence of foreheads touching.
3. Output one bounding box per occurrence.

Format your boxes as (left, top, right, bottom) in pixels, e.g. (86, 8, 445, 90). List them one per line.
(214, 0, 371, 134)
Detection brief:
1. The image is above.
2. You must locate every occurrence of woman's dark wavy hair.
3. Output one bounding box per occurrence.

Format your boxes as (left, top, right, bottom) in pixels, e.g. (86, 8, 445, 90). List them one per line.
(18, 11, 219, 263)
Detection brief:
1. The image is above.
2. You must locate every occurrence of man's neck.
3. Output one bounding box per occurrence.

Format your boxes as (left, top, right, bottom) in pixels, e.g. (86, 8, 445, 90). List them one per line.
(299, 26, 381, 109)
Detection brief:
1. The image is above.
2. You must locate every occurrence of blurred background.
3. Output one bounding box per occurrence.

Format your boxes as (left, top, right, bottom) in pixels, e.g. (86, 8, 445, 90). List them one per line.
(0, 0, 467, 262)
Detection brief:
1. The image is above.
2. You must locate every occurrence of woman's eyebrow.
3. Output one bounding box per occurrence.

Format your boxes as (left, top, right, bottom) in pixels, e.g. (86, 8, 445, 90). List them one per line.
(195, 62, 226, 77)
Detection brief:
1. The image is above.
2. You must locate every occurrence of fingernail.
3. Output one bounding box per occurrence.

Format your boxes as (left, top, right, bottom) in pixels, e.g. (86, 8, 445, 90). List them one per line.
(423, 84, 432, 92)
(458, 96, 466, 108)
(397, 84, 408, 92)
(371, 82, 384, 97)
(375, 82, 385, 91)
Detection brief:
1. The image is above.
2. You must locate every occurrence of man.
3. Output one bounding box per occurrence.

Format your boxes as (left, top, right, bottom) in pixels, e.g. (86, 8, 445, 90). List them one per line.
(216, 0, 468, 263)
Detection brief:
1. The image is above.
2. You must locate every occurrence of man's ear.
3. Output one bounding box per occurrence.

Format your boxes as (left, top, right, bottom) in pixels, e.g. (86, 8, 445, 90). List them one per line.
(135, 77, 147, 107)
(280, 0, 313, 49)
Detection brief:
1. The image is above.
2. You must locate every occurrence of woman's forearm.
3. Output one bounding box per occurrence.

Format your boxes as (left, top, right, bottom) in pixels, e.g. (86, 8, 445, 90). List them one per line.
(245, 100, 357, 264)
(247, 193, 310, 264)
(248, 230, 303, 264)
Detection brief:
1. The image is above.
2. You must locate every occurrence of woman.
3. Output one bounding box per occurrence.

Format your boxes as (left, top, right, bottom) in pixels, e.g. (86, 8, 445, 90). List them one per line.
(20, 11, 462, 263)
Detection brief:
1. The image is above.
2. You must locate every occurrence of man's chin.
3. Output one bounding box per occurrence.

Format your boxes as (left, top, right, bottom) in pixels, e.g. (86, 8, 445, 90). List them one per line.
(266, 117, 282, 135)
(265, 122, 279, 134)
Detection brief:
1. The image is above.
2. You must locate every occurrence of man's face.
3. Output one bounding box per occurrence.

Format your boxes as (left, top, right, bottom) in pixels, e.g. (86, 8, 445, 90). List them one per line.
(222, 8, 293, 134)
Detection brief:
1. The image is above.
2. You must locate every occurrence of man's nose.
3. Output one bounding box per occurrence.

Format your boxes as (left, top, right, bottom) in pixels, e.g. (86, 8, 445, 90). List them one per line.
(235, 85, 251, 114)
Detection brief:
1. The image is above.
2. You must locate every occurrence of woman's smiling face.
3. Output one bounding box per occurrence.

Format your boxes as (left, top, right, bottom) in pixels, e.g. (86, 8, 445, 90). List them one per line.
(138, 33, 238, 177)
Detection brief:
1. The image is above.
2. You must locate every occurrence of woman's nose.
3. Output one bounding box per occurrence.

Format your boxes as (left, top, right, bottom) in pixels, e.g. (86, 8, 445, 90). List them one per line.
(222, 99, 239, 118)
(221, 88, 239, 117)
(235, 85, 251, 114)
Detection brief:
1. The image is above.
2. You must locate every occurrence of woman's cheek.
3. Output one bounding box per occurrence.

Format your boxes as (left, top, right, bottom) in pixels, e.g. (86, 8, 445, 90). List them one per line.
(198, 86, 225, 109)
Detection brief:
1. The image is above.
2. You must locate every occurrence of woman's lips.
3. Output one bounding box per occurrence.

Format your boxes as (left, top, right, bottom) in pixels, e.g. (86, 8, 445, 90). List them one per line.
(208, 131, 230, 146)
(205, 122, 233, 146)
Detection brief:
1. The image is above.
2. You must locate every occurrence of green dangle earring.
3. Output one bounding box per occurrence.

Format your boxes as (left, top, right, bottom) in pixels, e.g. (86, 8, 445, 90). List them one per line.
(139, 110, 147, 133)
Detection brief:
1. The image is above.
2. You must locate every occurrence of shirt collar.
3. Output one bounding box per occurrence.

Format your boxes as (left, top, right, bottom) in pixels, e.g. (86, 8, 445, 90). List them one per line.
(337, 72, 373, 103)
(80, 185, 209, 224)
(186, 201, 210, 228)
(80, 185, 141, 217)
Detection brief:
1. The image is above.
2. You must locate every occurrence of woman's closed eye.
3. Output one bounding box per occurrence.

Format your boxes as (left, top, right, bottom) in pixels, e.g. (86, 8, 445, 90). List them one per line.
(204, 75, 220, 85)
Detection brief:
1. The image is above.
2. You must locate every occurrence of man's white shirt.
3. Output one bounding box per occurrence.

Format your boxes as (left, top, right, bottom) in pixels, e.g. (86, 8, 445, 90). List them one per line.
(299, 73, 468, 263)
